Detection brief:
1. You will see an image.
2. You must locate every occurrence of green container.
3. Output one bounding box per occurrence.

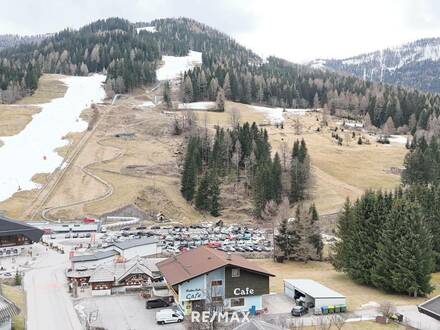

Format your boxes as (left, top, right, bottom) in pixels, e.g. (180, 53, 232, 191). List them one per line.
(334, 305, 341, 313)
(321, 306, 328, 315)
(340, 305, 347, 312)
(328, 305, 335, 314)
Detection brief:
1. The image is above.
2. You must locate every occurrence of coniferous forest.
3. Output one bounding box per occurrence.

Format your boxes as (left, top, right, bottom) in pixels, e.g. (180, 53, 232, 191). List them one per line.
(180, 123, 310, 217)
(1, 16, 440, 138)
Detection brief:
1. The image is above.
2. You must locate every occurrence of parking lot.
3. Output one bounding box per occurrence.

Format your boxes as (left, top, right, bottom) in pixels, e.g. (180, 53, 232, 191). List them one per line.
(75, 294, 184, 330)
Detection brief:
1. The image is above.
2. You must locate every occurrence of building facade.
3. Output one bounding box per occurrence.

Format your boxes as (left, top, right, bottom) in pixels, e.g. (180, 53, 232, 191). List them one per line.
(157, 246, 274, 315)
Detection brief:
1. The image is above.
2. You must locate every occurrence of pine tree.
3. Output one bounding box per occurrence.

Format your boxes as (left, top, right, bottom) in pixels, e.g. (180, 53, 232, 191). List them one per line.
(216, 87, 225, 112)
(163, 80, 172, 109)
(181, 154, 197, 201)
(223, 72, 231, 99)
(208, 173, 221, 216)
(195, 171, 210, 210)
(272, 152, 282, 203)
(372, 198, 434, 296)
(183, 75, 193, 103)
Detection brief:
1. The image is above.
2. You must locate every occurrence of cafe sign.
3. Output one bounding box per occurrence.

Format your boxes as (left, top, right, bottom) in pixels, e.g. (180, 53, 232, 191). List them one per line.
(184, 288, 203, 300)
(233, 287, 255, 296)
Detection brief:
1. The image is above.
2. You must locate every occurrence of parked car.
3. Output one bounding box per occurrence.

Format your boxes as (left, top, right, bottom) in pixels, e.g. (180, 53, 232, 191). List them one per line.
(72, 233, 79, 238)
(291, 305, 308, 317)
(156, 309, 183, 325)
(146, 298, 170, 309)
(64, 233, 71, 239)
(85, 233, 91, 238)
(50, 234, 56, 239)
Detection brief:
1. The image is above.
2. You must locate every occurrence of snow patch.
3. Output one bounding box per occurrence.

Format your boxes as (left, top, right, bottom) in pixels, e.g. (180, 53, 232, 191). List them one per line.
(251, 105, 312, 123)
(177, 102, 216, 110)
(141, 101, 155, 107)
(0, 74, 106, 202)
(156, 51, 202, 81)
(136, 26, 156, 33)
(389, 135, 410, 144)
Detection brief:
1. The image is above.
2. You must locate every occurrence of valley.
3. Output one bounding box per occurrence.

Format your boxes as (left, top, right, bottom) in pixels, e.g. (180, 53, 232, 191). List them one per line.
(0, 73, 406, 225)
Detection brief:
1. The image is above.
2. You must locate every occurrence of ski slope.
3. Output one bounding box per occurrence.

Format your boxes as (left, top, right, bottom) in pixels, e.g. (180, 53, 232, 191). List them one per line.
(156, 51, 202, 81)
(0, 74, 106, 201)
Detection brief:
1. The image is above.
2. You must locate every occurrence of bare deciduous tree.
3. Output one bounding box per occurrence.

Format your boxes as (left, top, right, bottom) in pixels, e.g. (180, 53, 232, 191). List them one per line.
(230, 107, 240, 128)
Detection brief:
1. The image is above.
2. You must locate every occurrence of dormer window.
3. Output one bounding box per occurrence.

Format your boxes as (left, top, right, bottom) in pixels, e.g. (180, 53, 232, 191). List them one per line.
(231, 268, 240, 277)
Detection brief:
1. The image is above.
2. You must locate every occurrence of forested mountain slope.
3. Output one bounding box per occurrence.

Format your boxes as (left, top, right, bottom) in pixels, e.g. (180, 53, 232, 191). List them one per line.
(309, 38, 440, 93)
(1, 17, 439, 136)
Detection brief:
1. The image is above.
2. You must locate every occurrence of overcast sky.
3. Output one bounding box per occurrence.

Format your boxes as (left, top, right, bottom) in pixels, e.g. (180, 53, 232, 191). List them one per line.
(2, 0, 440, 62)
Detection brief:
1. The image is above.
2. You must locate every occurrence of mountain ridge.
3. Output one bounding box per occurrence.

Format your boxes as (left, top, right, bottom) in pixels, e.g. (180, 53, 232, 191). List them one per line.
(309, 37, 440, 92)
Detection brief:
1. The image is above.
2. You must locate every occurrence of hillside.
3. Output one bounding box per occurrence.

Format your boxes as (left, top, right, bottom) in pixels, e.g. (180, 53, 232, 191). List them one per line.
(0, 33, 48, 51)
(1, 17, 439, 133)
(309, 37, 440, 93)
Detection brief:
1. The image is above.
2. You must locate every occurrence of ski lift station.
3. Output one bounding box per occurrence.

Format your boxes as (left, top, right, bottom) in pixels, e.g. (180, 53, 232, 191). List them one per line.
(284, 279, 346, 311)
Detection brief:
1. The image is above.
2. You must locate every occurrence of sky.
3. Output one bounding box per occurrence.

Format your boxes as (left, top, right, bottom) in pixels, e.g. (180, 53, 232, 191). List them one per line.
(2, 0, 440, 62)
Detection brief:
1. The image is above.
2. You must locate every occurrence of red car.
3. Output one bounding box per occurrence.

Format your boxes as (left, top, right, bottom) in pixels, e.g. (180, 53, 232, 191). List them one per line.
(82, 217, 96, 223)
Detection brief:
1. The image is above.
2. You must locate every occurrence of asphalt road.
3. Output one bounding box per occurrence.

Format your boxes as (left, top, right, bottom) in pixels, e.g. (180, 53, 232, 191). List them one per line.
(76, 294, 184, 330)
(24, 245, 82, 330)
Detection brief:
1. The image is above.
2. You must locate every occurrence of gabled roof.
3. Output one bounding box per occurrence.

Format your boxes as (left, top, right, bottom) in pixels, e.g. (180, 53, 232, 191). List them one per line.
(0, 295, 19, 322)
(0, 216, 44, 242)
(418, 295, 440, 321)
(111, 237, 157, 250)
(157, 246, 274, 286)
(117, 259, 161, 281)
(71, 250, 117, 262)
(89, 267, 115, 283)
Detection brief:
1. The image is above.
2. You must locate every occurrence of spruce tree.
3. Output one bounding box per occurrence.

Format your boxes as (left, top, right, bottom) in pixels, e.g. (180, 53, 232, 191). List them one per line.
(208, 173, 221, 216)
(272, 152, 282, 203)
(195, 171, 210, 210)
(372, 198, 434, 296)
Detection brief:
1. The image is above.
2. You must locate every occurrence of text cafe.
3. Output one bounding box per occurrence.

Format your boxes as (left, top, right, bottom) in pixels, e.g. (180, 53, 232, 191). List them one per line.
(157, 246, 274, 315)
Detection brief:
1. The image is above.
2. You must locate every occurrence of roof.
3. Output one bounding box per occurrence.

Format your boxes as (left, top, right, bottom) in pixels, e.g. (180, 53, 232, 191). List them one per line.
(89, 267, 115, 283)
(157, 246, 274, 286)
(0, 216, 44, 242)
(234, 320, 282, 330)
(111, 237, 157, 250)
(71, 250, 117, 262)
(88, 257, 165, 283)
(0, 295, 20, 322)
(117, 258, 162, 281)
(284, 279, 345, 299)
(418, 295, 440, 321)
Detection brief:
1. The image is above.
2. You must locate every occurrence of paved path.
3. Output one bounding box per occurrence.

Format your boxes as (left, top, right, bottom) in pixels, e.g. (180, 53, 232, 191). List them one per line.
(24, 245, 82, 330)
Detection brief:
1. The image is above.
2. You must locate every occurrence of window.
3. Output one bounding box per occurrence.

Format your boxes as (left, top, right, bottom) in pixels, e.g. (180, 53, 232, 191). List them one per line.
(211, 280, 222, 286)
(230, 297, 245, 307)
(231, 268, 240, 277)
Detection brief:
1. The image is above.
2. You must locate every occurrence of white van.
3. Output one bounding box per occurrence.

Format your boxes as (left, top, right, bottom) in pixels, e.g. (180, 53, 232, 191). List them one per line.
(155, 309, 184, 325)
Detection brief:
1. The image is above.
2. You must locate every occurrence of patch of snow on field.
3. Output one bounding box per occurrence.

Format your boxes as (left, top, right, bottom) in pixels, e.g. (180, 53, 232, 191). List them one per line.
(141, 101, 155, 107)
(156, 50, 202, 81)
(251, 105, 311, 123)
(389, 135, 410, 144)
(136, 26, 156, 33)
(178, 101, 216, 110)
(0, 74, 106, 202)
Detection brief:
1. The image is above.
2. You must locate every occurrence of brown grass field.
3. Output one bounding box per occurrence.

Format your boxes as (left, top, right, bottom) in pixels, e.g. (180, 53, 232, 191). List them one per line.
(255, 259, 440, 310)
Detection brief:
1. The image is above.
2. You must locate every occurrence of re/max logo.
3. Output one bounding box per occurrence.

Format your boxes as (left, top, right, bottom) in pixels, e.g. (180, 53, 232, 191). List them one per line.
(191, 311, 250, 323)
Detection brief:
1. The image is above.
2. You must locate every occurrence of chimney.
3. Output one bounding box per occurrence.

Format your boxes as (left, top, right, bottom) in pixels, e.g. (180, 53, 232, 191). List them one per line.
(226, 252, 232, 260)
